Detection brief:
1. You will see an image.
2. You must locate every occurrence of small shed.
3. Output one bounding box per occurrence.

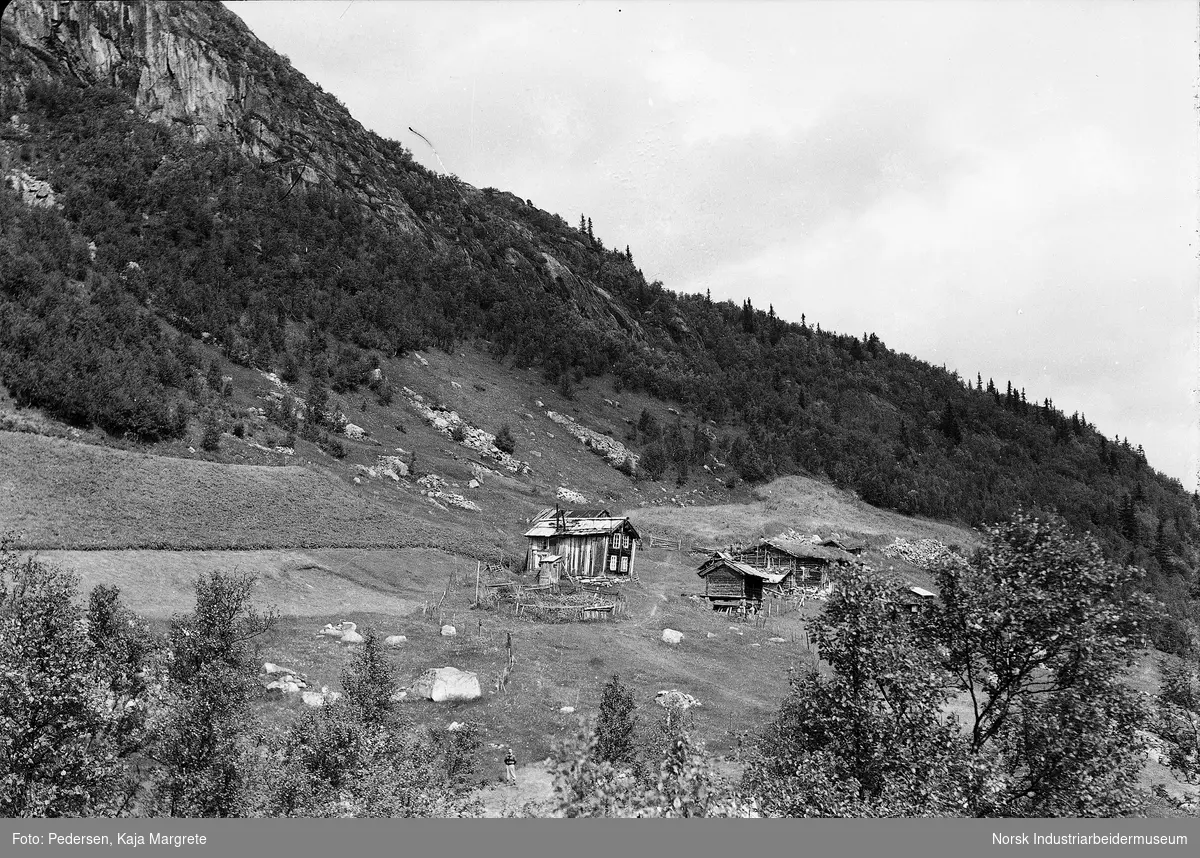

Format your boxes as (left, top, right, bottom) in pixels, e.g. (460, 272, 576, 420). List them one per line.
(523, 507, 641, 580)
(894, 585, 938, 616)
(696, 552, 789, 610)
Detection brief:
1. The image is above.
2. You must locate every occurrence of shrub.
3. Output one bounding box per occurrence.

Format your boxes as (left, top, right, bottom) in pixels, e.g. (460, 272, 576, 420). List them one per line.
(495, 424, 516, 454)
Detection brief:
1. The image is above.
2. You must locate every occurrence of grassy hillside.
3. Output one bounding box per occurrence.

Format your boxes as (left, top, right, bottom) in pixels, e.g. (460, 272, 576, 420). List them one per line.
(0, 430, 484, 552)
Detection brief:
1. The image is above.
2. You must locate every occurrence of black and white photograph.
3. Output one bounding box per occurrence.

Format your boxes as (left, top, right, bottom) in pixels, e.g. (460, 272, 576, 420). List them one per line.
(0, 0, 1197, 844)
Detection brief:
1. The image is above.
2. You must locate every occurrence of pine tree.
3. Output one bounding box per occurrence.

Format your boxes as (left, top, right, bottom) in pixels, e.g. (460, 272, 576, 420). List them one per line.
(594, 674, 637, 766)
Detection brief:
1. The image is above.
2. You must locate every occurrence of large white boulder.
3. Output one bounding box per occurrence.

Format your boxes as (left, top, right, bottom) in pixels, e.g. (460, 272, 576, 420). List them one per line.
(661, 628, 684, 645)
(655, 690, 701, 710)
(440, 624, 457, 637)
(411, 667, 481, 702)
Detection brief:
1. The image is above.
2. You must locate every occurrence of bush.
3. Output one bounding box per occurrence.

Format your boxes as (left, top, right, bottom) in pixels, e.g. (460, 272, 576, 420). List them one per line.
(495, 424, 516, 455)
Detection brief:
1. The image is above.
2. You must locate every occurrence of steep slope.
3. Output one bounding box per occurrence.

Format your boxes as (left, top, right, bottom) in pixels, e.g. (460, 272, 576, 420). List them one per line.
(3, 0, 423, 230)
(0, 0, 1196, 651)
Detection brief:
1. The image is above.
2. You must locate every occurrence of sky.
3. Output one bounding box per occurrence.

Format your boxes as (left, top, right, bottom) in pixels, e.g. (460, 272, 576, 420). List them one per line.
(226, 0, 1199, 490)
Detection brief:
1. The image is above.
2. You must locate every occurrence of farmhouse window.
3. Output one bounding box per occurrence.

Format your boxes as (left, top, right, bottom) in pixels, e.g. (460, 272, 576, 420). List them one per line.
(620, 557, 629, 573)
(612, 533, 621, 548)
(610, 555, 618, 571)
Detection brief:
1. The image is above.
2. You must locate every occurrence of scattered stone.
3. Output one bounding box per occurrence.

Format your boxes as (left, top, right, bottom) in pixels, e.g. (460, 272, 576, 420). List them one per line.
(411, 667, 481, 702)
(384, 635, 407, 647)
(343, 423, 367, 440)
(557, 486, 589, 504)
(339, 623, 364, 644)
(468, 479, 480, 489)
(318, 623, 345, 637)
(353, 476, 362, 485)
(768, 637, 787, 643)
(559, 706, 576, 714)
(448, 721, 467, 731)
(706, 632, 717, 638)
(401, 387, 530, 474)
(302, 687, 342, 707)
(661, 628, 684, 645)
(414, 352, 429, 367)
(440, 625, 457, 637)
(547, 410, 638, 472)
(262, 662, 295, 676)
(390, 690, 408, 702)
(451, 381, 462, 389)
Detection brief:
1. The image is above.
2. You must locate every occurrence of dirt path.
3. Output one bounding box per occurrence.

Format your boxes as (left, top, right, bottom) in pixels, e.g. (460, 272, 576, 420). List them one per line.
(473, 761, 558, 817)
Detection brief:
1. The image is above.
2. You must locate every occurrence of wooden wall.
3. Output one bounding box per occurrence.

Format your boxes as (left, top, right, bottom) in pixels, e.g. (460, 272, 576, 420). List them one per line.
(704, 565, 745, 599)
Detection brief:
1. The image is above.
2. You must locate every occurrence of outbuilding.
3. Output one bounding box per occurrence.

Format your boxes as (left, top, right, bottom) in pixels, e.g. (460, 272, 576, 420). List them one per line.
(696, 551, 789, 611)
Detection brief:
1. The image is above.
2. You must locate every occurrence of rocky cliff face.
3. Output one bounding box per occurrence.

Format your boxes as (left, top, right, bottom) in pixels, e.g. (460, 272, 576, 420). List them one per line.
(2, 0, 423, 232)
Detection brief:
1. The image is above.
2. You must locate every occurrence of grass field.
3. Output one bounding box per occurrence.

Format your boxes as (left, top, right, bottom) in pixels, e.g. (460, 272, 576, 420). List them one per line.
(1, 431, 499, 554)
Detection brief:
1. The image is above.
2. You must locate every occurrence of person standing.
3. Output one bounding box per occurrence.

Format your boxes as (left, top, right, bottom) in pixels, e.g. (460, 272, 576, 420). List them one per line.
(504, 747, 517, 785)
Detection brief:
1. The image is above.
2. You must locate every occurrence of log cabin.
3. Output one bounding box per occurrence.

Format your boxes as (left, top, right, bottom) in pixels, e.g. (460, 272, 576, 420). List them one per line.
(728, 537, 857, 586)
(523, 507, 641, 584)
(696, 551, 790, 611)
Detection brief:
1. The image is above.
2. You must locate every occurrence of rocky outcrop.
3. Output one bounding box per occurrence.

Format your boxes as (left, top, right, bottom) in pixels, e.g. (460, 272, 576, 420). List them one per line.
(402, 387, 531, 474)
(4, 169, 58, 208)
(546, 410, 637, 472)
(2, 0, 422, 232)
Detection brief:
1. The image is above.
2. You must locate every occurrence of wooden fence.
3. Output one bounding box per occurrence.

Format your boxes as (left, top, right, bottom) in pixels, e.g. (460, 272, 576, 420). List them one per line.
(647, 533, 684, 550)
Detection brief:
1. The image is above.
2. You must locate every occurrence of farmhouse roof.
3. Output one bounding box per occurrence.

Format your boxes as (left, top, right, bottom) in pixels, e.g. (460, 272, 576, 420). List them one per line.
(909, 586, 937, 599)
(524, 512, 640, 539)
(696, 552, 789, 584)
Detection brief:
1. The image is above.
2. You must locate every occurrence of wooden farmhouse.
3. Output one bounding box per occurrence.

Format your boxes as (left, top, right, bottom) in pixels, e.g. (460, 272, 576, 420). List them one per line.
(697, 535, 860, 612)
(522, 507, 641, 585)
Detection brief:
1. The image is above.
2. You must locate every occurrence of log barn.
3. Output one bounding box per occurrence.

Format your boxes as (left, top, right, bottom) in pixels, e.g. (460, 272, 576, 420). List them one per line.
(523, 507, 640, 584)
(696, 552, 789, 611)
(727, 537, 856, 585)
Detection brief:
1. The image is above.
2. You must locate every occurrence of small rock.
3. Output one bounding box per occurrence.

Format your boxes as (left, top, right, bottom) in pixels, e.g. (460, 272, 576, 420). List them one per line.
(559, 706, 576, 714)
(661, 628, 684, 645)
(441, 625, 457, 637)
(468, 479, 480, 489)
(384, 635, 407, 646)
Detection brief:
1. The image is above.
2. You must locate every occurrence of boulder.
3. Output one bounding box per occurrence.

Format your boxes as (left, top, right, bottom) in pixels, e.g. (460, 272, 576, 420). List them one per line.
(661, 628, 684, 645)
(339, 628, 364, 644)
(343, 423, 367, 440)
(655, 690, 700, 710)
(440, 624, 457, 637)
(559, 706, 576, 714)
(301, 688, 342, 707)
(384, 635, 407, 647)
(411, 667, 481, 702)
(266, 679, 304, 694)
(318, 623, 344, 637)
(262, 662, 294, 675)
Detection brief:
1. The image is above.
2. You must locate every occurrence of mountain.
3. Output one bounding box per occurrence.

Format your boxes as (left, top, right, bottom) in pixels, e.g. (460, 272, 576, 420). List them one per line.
(1, 0, 1197, 651)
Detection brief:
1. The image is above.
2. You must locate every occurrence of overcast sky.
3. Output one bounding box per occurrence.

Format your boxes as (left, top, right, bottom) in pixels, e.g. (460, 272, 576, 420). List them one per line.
(227, 0, 1198, 490)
